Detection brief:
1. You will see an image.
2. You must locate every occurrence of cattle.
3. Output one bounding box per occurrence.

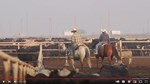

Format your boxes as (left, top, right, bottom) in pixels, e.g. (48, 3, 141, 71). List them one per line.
(26, 69, 50, 84)
(122, 42, 149, 56)
(99, 64, 129, 78)
(116, 50, 133, 64)
(17, 46, 39, 66)
(26, 68, 77, 84)
(43, 43, 67, 57)
(26, 65, 129, 84)
(141, 45, 150, 56)
(25, 74, 35, 84)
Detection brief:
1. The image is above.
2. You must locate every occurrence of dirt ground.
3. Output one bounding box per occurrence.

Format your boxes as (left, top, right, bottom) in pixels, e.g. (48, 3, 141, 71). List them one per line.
(43, 57, 150, 78)
(0, 56, 150, 78)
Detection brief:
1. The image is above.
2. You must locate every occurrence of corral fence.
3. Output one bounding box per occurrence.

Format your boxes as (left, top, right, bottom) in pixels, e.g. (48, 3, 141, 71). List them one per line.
(0, 40, 150, 83)
(114, 40, 150, 57)
(0, 40, 150, 57)
(0, 42, 70, 57)
(0, 51, 38, 83)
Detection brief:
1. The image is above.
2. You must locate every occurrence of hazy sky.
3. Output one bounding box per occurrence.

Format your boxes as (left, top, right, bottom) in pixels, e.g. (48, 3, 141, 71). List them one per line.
(0, 0, 150, 37)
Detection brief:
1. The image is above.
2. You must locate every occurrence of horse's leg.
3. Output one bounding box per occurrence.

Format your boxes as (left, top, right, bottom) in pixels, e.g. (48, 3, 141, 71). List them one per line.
(71, 58, 75, 69)
(115, 57, 118, 63)
(85, 47, 92, 68)
(110, 55, 113, 64)
(129, 58, 132, 64)
(118, 57, 123, 64)
(80, 61, 83, 71)
(106, 51, 113, 65)
(101, 57, 104, 65)
(65, 49, 70, 66)
(65, 56, 70, 66)
(80, 55, 84, 71)
(96, 57, 99, 68)
(85, 47, 92, 69)
(108, 55, 112, 65)
(87, 57, 92, 68)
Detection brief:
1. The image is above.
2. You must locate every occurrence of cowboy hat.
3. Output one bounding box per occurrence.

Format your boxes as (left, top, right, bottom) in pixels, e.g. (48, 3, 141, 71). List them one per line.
(101, 29, 107, 33)
(71, 28, 77, 32)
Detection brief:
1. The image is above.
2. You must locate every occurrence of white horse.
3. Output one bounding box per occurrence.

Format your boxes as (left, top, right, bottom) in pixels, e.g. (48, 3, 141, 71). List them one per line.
(65, 45, 92, 70)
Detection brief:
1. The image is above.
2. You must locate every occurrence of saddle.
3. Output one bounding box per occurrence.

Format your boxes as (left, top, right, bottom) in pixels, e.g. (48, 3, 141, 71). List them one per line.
(99, 42, 108, 49)
(74, 45, 85, 50)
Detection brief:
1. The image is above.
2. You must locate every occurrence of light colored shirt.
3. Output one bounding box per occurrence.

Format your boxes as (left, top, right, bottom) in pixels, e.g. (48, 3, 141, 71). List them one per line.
(71, 32, 84, 46)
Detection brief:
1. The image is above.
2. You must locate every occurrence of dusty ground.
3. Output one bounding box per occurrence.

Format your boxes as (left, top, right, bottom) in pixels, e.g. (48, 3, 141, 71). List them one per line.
(0, 56, 150, 78)
(42, 56, 150, 78)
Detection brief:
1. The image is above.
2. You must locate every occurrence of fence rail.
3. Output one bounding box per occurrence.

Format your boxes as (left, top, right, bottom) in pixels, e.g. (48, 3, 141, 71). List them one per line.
(0, 40, 149, 83)
(115, 40, 150, 57)
(0, 41, 150, 57)
(0, 51, 37, 83)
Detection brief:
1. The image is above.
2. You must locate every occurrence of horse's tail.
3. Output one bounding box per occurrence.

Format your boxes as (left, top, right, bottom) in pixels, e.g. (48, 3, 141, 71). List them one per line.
(84, 45, 92, 68)
(84, 45, 91, 58)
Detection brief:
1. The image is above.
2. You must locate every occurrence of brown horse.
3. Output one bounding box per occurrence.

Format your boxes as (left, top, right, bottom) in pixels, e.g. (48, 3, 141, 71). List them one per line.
(92, 39, 121, 67)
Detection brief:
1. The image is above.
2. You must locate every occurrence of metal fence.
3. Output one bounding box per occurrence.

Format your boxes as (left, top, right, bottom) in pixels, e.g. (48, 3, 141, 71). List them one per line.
(115, 40, 150, 57)
(0, 41, 150, 57)
(0, 40, 149, 83)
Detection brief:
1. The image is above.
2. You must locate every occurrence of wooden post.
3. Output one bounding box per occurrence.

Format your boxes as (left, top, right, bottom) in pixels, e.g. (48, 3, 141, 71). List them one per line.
(31, 67, 36, 76)
(17, 42, 20, 49)
(119, 40, 122, 57)
(115, 41, 118, 50)
(22, 65, 26, 83)
(37, 44, 44, 71)
(19, 64, 23, 83)
(3, 59, 11, 82)
(12, 62, 19, 81)
(0, 51, 37, 84)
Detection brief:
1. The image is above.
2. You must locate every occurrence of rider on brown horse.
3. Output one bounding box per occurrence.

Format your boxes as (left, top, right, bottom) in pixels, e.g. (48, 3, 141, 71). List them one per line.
(95, 29, 110, 56)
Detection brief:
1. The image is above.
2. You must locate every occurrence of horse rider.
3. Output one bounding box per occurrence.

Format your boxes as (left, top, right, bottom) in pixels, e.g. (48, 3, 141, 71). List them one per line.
(95, 29, 110, 55)
(69, 28, 85, 55)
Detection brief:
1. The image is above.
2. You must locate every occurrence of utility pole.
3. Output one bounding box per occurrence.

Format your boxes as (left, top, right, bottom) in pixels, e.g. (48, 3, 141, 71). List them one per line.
(26, 14, 29, 37)
(20, 18, 23, 37)
(49, 17, 52, 36)
(74, 16, 77, 28)
(107, 9, 111, 35)
(108, 9, 111, 29)
(147, 19, 149, 33)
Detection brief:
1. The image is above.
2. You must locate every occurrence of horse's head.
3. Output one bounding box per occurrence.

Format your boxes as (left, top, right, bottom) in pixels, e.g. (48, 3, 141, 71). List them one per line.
(58, 43, 67, 51)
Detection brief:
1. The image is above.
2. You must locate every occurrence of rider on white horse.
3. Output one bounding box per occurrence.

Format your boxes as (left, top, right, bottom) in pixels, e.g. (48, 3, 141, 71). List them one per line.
(95, 29, 110, 55)
(70, 28, 85, 54)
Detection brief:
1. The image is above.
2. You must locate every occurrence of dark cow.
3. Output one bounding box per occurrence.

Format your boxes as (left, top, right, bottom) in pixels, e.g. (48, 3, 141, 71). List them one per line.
(25, 65, 129, 84)
(17, 46, 39, 66)
(99, 64, 128, 78)
(26, 71, 50, 84)
(26, 68, 77, 84)
(121, 39, 150, 56)
(43, 43, 67, 57)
